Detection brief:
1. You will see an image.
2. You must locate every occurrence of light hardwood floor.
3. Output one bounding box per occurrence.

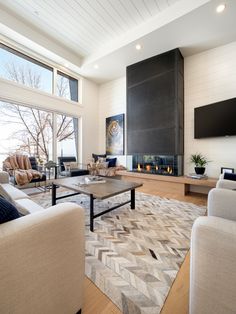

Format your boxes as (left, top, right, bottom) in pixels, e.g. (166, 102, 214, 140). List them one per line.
(83, 187, 207, 314)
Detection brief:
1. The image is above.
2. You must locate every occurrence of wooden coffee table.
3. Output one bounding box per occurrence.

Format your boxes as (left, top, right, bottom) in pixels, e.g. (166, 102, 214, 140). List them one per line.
(51, 176, 142, 231)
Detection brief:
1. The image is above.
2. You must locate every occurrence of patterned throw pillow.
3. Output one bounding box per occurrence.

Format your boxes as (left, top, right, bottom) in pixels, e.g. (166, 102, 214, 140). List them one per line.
(63, 162, 79, 170)
(0, 197, 20, 224)
(92, 154, 106, 162)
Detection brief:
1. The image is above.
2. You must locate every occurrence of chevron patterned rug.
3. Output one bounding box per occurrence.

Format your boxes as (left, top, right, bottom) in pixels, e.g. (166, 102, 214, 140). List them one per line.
(31, 189, 206, 314)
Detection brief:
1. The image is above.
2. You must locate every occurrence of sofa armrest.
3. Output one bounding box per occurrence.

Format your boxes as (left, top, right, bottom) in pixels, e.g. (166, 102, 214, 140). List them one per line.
(216, 179, 236, 189)
(208, 188, 236, 221)
(0, 202, 84, 314)
(190, 216, 236, 314)
(0, 171, 9, 183)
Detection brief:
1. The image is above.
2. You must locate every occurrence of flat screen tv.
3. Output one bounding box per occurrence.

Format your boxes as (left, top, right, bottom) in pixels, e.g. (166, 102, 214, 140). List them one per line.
(194, 98, 236, 138)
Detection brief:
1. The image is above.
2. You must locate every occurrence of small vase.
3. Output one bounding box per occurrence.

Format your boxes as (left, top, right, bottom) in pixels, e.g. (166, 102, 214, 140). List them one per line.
(195, 167, 205, 175)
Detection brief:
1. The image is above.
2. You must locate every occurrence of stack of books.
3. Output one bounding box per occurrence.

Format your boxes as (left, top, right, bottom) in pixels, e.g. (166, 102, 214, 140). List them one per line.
(187, 173, 208, 180)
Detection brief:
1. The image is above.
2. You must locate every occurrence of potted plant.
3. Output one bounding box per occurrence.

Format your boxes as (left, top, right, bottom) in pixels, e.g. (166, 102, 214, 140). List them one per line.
(190, 153, 209, 175)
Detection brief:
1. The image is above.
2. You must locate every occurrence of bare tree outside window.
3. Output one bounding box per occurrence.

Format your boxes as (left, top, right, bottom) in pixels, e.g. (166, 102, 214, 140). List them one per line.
(0, 61, 75, 162)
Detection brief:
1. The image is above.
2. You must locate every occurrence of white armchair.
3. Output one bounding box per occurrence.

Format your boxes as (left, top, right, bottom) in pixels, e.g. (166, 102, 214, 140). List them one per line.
(0, 202, 84, 314)
(216, 173, 236, 190)
(190, 188, 236, 314)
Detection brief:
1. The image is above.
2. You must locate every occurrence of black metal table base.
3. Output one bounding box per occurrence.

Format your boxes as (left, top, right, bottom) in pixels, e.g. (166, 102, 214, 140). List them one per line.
(51, 184, 136, 232)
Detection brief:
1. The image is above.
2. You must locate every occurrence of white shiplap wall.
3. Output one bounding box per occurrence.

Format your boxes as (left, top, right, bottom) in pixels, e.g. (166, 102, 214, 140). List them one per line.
(185, 41, 236, 177)
(98, 41, 236, 177)
(98, 76, 126, 165)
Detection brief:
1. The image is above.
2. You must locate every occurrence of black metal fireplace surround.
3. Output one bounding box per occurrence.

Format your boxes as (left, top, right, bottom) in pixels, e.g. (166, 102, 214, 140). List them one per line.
(126, 48, 184, 177)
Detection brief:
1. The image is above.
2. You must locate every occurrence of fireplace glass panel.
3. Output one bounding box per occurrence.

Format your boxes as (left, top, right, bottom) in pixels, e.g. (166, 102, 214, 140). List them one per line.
(129, 155, 183, 176)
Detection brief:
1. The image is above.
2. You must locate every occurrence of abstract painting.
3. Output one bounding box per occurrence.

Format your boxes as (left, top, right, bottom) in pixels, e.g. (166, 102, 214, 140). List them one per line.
(106, 114, 124, 155)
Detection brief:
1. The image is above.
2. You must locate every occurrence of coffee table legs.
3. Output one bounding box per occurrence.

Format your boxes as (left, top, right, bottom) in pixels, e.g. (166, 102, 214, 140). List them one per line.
(131, 189, 135, 209)
(90, 194, 94, 232)
(52, 183, 56, 205)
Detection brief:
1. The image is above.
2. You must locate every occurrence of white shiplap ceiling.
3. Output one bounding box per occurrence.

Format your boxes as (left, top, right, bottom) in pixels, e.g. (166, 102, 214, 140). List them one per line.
(0, 0, 236, 83)
(0, 0, 180, 57)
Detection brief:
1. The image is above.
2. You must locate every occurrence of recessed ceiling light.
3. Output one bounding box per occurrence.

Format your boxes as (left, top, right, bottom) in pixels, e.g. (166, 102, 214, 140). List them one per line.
(216, 3, 226, 13)
(94, 64, 99, 69)
(135, 44, 142, 50)
(64, 62, 69, 67)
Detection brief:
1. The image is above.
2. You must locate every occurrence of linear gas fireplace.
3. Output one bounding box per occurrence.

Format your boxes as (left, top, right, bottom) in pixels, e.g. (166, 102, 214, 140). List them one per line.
(130, 155, 183, 176)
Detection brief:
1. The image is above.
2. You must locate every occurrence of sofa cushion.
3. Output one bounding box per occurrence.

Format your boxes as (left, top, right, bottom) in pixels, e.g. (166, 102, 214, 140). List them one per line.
(0, 183, 29, 202)
(0, 197, 20, 224)
(14, 198, 44, 215)
(106, 157, 117, 168)
(224, 173, 236, 181)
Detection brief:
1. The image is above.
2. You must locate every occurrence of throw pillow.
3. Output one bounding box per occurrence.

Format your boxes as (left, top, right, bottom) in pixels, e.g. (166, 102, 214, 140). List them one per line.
(0, 197, 20, 224)
(63, 162, 79, 170)
(106, 157, 117, 168)
(92, 153, 106, 162)
(224, 172, 236, 181)
(97, 157, 106, 163)
(69, 162, 79, 170)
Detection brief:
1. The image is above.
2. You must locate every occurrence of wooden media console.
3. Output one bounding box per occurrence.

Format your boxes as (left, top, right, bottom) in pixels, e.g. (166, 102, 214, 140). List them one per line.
(116, 170, 217, 196)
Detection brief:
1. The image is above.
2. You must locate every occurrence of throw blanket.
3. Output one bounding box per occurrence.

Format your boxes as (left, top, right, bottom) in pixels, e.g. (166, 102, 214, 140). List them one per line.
(3, 155, 42, 185)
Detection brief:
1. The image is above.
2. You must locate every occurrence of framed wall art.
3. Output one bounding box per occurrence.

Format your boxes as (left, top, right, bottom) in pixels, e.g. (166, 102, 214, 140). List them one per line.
(106, 114, 124, 155)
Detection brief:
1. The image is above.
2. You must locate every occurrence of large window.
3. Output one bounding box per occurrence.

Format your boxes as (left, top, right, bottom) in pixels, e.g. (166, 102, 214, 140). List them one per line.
(0, 44, 53, 93)
(0, 43, 79, 102)
(0, 101, 78, 167)
(57, 115, 78, 159)
(56, 71, 78, 102)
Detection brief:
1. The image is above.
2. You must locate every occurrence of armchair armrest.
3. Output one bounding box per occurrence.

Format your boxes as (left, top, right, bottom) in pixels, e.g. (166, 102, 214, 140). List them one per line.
(208, 188, 236, 221)
(0, 203, 84, 314)
(216, 179, 236, 190)
(190, 216, 236, 314)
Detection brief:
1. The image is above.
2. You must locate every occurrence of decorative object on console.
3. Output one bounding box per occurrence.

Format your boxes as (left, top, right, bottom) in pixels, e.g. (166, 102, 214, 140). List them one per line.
(187, 174, 208, 180)
(221, 167, 234, 174)
(106, 114, 124, 155)
(190, 153, 209, 175)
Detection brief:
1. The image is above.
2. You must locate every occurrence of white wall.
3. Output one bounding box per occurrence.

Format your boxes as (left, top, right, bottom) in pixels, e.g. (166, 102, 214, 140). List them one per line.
(0, 77, 99, 164)
(185, 41, 236, 177)
(98, 42, 236, 177)
(98, 76, 126, 165)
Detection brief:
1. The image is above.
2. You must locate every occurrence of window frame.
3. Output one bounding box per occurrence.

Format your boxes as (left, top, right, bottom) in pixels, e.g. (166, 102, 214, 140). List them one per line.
(0, 99, 80, 164)
(0, 41, 81, 104)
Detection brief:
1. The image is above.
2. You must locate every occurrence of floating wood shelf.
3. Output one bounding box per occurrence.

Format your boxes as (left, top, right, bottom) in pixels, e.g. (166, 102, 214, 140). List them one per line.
(116, 170, 217, 196)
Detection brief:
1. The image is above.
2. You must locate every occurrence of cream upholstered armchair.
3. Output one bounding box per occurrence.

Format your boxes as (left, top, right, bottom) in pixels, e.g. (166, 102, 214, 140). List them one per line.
(216, 173, 236, 190)
(0, 203, 84, 314)
(190, 188, 236, 314)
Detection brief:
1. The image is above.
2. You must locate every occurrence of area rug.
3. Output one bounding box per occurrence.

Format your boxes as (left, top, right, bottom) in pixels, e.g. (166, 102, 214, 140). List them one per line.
(31, 189, 206, 314)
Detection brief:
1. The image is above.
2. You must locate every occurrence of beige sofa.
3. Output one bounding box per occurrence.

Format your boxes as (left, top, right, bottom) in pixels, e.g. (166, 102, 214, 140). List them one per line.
(0, 172, 85, 314)
(190, 187, 236, 314)
(0, 171, 44, 215)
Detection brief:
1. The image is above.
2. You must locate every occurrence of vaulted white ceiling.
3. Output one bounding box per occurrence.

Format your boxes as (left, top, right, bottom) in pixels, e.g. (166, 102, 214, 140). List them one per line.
(0, 0, 236, 83)
(0, 0, 181, 57)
